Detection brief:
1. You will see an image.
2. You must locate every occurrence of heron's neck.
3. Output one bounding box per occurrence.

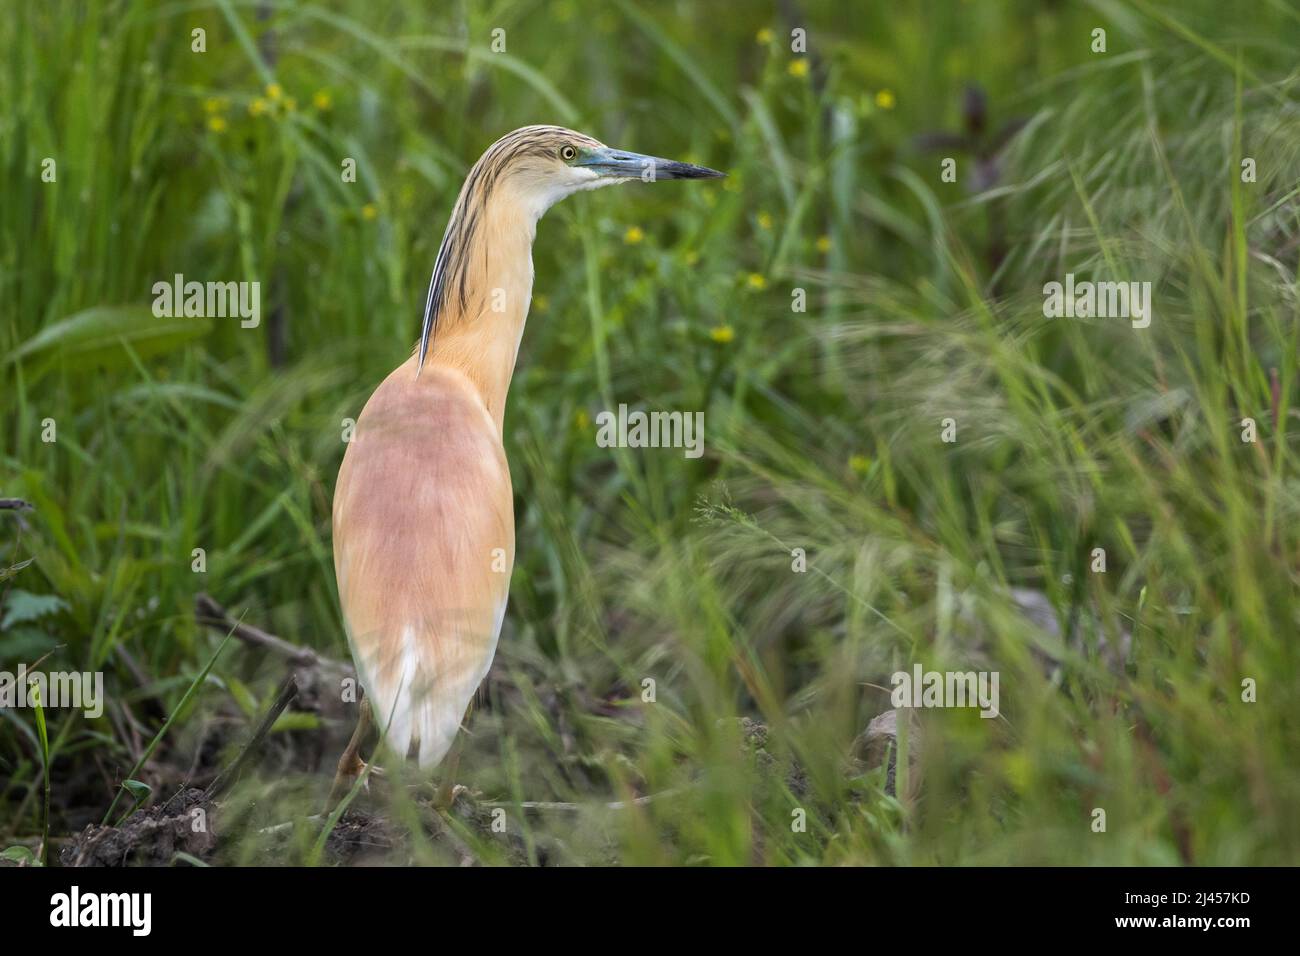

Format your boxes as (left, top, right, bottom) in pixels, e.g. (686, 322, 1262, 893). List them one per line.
(425, 196, 538, 434)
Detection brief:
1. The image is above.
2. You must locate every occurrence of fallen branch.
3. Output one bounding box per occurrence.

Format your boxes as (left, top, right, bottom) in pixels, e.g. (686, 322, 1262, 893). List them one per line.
(0, 498, 34, 511)
(195, 593, 337, 668)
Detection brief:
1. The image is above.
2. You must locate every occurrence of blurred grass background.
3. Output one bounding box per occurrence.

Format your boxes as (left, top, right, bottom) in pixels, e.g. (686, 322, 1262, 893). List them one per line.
(2, 0, 1298, 865)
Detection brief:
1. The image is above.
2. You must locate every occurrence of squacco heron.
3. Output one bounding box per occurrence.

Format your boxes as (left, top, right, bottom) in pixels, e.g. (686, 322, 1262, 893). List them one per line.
(330, 125, 723, 799)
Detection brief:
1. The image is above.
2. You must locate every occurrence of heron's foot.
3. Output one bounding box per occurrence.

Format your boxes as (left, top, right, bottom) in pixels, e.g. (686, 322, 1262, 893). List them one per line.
(430, 781, 468, 812)
(325, 759, 386, 812)
(346, 759, 385, 785)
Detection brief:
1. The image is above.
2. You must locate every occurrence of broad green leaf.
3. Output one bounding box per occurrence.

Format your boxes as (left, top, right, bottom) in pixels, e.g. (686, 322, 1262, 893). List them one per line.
(1, 589, 69, 630)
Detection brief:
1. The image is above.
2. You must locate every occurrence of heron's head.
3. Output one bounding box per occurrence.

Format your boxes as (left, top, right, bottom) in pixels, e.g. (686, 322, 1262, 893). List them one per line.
(417, 126, 724, 371)
(481, 125, 726, 221)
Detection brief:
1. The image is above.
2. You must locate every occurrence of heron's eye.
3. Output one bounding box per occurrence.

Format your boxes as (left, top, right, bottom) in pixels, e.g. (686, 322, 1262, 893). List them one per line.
(560, 145, 577, 162)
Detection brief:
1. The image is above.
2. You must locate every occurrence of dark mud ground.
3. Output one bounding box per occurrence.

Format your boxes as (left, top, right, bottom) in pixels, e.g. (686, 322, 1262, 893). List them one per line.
(8, 711, 907, 867)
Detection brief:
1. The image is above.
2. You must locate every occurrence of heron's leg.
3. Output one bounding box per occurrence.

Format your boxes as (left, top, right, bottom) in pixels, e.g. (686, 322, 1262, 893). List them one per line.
(326, 700, 379, 810)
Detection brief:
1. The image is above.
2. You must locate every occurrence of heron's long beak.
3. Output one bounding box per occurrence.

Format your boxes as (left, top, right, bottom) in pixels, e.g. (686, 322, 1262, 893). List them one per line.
(578, 146, 725, 181)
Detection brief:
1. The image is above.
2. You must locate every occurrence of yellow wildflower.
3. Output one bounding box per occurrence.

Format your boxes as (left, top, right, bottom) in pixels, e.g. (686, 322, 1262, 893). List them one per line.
(710, 325, 735, 344)
(624, 225, 644, 245)
(788, 59, 809, 78)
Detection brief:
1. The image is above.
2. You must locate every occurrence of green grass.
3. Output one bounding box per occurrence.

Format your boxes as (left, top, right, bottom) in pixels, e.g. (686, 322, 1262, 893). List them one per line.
(2, 0, 1298, 865)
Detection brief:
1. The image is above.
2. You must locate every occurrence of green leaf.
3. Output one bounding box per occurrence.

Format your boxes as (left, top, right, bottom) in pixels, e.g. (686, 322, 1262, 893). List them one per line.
(270, 711, 321, 732)
(29, 679, 50, 866)
(1, 845, 38, 865)
(123, 779, 152, 800)
(1, 590, 69, 630)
